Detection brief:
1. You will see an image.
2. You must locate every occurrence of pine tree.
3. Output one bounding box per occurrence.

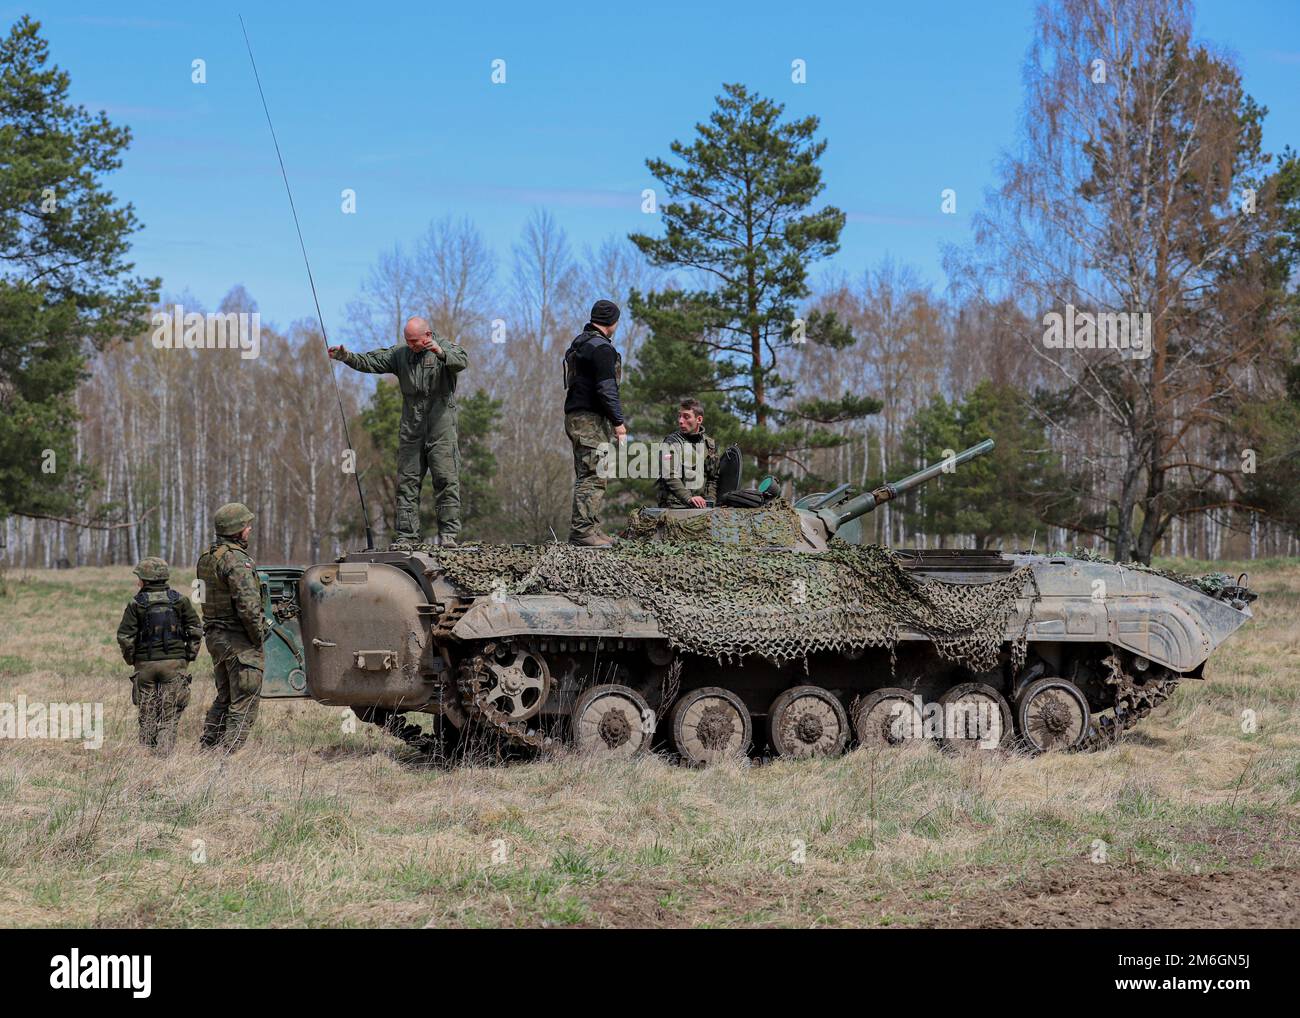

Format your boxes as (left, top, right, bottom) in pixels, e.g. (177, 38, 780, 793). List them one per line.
(0, 16, 157, 525)
(613, 317, 741, 509)
(621, 296, 740, 440)
(1239, 148, 1300, 534)
(897, 382, 1080, 549)
(629, 84, 878, 480)
(457, 389, 503, 534)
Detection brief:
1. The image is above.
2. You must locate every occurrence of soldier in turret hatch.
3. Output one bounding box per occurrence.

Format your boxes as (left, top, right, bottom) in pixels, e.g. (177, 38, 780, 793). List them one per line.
(116, 557, 203, 755)
(329, 316, 468, 550)
(657, 397, 720, 508)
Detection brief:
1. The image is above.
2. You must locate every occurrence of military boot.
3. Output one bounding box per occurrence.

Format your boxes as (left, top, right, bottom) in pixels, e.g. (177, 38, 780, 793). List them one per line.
(389, 539, 415, 553)
(438, 535, 459, 549)
(569, 532, 615, 548)
(199, 702, 226, 749)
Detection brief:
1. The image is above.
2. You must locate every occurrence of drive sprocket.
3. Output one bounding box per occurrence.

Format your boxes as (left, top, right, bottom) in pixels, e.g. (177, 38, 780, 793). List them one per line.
(456, 640, 555, 750)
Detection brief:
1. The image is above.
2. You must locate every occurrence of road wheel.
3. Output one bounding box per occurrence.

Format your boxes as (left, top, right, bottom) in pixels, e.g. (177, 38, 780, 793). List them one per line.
(938, 682, 1012, 750)
(670, 686, 751, 766)
(1016, 677, 1090, 752)
(572, 684, 652, 759)
(478, 643, 551, 722)
(768, 685, 849, 759)
(851, 687, 922, 748)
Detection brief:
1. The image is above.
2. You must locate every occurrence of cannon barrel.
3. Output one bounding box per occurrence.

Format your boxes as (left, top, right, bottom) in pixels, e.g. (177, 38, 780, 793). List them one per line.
(817, 439, 995, 533)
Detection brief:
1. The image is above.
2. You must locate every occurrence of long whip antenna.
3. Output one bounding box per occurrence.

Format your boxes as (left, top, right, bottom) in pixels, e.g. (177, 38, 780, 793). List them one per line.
(239, 15, 375, 551)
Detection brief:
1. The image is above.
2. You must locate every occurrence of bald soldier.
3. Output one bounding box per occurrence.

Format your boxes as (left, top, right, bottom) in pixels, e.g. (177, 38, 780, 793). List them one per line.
(329, 317, 468, 550)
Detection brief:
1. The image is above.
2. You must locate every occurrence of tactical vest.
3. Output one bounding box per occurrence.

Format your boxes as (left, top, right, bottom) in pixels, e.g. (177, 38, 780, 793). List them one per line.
(562, 335, 586, 389)
(563, 331, 622, 389)
(665, 430, 716, 460)
(196, 542, 240, 624)
(134, 588, 187, 659)
(658, 431, 718, 507)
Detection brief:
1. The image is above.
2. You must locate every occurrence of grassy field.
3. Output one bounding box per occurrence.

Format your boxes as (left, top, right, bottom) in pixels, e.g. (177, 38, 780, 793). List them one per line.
(0, 560, 1297, 928)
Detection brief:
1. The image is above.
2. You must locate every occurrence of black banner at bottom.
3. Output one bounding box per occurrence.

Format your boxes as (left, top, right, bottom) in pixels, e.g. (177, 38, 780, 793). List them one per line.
(0, 926, 1285, 1005)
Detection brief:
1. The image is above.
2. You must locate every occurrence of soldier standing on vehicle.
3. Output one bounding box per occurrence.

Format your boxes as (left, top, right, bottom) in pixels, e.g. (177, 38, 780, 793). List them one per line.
(329, 316, 468, 550)
(196, 503, 265, 753)
(115, 557, 203, 755)
(563, 299, 626, 546)
(657, 397, 720, 508)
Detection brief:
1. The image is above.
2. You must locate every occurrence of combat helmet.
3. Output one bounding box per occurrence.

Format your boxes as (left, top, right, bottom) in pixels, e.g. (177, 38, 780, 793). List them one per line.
(214, 502, 256, 536)
(132, 557, 170, 582)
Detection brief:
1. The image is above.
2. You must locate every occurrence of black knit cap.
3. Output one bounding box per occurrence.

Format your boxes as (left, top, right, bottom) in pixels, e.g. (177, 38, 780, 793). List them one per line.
(590, 299, 621, 326)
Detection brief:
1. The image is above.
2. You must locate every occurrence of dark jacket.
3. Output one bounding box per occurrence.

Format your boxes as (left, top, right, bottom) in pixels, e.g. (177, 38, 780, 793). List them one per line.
(116, 583, 204, 664)
(563, 324, 624, 425)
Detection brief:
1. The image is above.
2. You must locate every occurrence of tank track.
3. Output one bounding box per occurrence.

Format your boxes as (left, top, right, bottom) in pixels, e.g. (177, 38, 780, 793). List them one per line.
(456, 641, 554, 751)
(1078, 654, 1180, 751)
(350, 706, 448, 757)
(350, 642, 555, 757)
(358, 645, 1179, 759)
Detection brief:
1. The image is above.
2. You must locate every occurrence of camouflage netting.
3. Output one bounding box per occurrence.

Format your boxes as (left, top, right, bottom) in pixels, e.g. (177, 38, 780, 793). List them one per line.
(438, 537, 1039, 672)
(622, 499, 804, 547)
(1064, 548, 1240, 600)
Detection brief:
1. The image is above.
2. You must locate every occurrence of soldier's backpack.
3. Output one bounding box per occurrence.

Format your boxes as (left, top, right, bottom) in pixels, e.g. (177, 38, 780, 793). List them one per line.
(562, 334, 590, 389)
(134, 589, 188, 658)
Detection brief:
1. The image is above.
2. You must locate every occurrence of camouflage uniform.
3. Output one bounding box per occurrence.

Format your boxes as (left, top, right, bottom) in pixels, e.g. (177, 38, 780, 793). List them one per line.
(115, 557, 203, 755)
(196, 503, 265, 752)
(563, 321, 623, 540)
(564, 411, 612, 537)
(657, 428, 720, 508)
(336, 336, 468, 545)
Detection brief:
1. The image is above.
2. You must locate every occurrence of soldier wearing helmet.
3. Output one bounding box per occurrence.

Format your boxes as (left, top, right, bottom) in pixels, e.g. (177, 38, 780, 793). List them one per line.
(195, 502, 265, 752)
(115, 557, 203, 755)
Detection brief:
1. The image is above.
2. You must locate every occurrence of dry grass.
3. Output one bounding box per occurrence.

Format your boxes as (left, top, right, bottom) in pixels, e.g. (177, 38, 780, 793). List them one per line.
(0, 561, 1297, 928)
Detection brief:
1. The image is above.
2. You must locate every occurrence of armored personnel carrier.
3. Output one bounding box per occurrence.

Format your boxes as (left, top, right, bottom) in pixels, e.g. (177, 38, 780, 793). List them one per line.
(256, 440, 1255, 764)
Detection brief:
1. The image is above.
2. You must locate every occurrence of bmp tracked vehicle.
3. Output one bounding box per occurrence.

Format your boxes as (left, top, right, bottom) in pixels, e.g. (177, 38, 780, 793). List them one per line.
(255, 440, 1255, 764)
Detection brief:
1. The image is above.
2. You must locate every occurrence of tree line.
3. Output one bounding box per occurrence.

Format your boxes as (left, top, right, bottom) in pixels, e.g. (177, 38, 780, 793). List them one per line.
(3, 2, 1299, 572)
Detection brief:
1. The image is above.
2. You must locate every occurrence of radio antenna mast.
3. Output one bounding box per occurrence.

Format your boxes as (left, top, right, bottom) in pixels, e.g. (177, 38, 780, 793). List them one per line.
(239, 15, 375, 551)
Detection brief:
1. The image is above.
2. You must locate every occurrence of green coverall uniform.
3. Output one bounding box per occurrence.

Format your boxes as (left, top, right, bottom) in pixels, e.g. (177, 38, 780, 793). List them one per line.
(337, 337, 468, 542)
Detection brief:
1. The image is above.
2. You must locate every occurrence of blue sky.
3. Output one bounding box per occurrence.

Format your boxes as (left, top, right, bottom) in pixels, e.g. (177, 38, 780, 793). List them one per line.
(17, 1, 1300, 333)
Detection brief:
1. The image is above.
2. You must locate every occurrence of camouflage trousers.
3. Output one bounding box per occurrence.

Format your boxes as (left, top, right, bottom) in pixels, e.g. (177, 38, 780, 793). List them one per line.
(132, 659, 192, 756)
(566, 410, 613, 539)
(200, 627, 264, 753)
(396, 409, 461, 541)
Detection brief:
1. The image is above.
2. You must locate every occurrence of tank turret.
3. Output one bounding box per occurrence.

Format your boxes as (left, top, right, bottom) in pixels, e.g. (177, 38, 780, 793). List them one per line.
(630, 439, 996, 551)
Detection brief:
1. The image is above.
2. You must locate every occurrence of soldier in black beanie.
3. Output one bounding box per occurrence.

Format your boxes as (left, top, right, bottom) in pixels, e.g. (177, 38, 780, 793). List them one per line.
(562, 300, 626, 546)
